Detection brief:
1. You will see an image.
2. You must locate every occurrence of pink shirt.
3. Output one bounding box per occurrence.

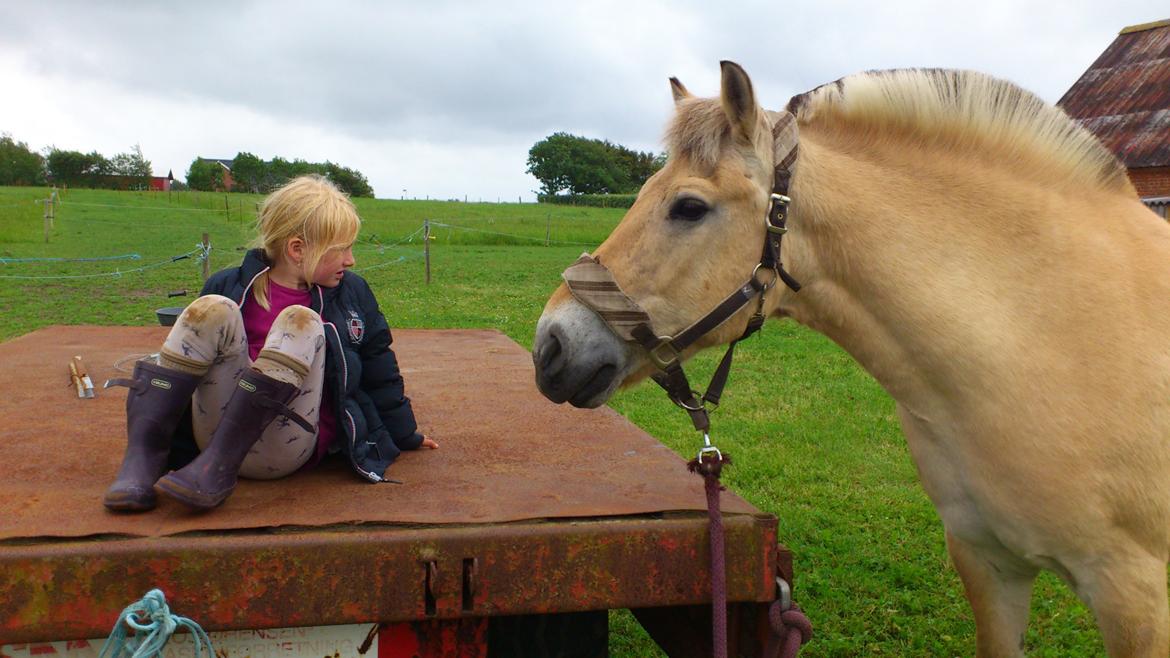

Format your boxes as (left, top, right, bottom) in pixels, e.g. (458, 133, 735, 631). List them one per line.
(241, 277, 337, 468)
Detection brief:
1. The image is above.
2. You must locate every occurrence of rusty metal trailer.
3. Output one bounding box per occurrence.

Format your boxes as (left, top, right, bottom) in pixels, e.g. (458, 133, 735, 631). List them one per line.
(0, 327, 792, 656)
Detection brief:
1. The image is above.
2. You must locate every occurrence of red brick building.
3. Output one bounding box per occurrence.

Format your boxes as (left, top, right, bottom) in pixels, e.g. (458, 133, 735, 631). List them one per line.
(1059, 19, 1170, 219)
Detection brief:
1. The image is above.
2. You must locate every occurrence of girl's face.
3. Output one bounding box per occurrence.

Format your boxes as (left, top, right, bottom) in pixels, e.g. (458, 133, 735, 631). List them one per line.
(309, 243, 356, 287)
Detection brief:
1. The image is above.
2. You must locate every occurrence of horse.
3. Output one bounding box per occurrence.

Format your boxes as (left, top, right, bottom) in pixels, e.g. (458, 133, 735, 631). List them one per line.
(532, 61, 1170, 657)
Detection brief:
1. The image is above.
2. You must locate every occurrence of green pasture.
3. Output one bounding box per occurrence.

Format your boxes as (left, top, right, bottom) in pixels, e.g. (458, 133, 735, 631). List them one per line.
(0, 187, 1103, 656)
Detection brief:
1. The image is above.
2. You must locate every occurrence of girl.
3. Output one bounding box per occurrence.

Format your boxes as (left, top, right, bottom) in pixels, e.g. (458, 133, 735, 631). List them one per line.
(104, 174, 436, 512)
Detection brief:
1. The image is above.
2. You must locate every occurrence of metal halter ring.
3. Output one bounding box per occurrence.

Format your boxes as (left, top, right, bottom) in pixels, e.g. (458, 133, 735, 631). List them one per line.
(752, 263, 780, 291)
(672, 392, 707, 412)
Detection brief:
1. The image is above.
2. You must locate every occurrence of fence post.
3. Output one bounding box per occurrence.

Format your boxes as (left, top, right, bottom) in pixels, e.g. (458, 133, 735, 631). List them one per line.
(224, 195, 229, 217)
(424, 220, 431, 285)
(546, 213, 551, 246)
(43, 196, 50, 243)
(201, 232, 211, 281)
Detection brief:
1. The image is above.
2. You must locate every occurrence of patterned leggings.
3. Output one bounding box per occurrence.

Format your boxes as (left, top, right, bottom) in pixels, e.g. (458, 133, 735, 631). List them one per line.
(159, 294, 327, 479)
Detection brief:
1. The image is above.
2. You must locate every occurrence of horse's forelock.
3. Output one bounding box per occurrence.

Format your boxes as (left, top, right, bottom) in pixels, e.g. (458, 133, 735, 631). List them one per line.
(664, 97, 773, 171)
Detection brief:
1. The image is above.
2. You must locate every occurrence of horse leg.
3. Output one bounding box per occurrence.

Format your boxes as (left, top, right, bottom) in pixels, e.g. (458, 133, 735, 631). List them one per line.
(946, 531, 1038, 658)
(1067, 553, 1168, 657)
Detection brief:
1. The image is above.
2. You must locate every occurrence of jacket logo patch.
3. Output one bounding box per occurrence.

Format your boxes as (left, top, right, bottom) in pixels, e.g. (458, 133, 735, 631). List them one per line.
(239, 379, 257, 393)
(347, 311, 364, 343)
(150, 378, 172, 390)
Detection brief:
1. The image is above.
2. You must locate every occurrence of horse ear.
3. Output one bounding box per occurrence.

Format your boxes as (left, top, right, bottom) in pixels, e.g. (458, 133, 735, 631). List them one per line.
(720, 60, 759, 143)
(669, 77, 691, 104)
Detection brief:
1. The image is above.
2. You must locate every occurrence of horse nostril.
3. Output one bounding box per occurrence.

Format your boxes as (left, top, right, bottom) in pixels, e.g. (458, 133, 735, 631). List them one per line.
(538, 332, 562, 372)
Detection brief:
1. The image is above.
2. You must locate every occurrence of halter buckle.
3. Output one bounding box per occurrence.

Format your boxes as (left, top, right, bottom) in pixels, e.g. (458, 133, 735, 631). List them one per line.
(648, 338, 681, 370)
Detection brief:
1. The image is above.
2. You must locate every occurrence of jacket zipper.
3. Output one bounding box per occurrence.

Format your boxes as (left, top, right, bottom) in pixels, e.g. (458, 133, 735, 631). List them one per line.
(238, 266, 270, 306)
(326, 320, 381, 483)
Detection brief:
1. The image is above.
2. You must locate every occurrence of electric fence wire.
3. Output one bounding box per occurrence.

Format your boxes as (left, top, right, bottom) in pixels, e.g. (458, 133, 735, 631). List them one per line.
(0, 253, 141, 265)
(354, 225, 425, 253)
(59, 200, 230, 213)
(353, 227, 429, 272)
(0, 249, 201, 280)
(428, 221, 599, 247)
(352, 253, 429, 273)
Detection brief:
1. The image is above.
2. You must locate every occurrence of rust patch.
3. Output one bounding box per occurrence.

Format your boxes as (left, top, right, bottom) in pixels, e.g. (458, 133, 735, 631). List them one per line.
(0, 326, 760, 540)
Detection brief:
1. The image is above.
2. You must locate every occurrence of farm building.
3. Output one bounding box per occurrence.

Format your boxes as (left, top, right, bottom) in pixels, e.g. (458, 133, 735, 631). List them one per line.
(197, 157, 236, 191)
(1059, 18, 1170, 219)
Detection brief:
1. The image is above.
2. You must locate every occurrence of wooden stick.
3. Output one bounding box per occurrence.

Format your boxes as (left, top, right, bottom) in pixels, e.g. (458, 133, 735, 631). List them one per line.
(202, 232, 211, 281)
(424, 219, 431, 285)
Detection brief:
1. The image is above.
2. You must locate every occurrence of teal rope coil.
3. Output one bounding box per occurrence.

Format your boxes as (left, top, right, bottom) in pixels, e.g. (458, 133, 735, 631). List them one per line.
(98, 589, 214, 658)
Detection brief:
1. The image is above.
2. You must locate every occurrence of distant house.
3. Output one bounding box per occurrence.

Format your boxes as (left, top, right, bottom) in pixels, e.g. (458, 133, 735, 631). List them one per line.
(198, 157, 236, 191)
(94, 174, 171, 191)
(149, 171, 173, 192)
(1058, 19, 1170, 219)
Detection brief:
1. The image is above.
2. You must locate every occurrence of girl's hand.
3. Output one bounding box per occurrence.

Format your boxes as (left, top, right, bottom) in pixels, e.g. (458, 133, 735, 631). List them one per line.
(420, 435, 439, 449)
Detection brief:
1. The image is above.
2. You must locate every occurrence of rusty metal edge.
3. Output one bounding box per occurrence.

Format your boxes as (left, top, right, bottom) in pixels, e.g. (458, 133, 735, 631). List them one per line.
(0, 514, 785, 644)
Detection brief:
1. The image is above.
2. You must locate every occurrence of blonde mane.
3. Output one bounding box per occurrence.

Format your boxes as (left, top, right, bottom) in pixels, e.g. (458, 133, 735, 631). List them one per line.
(787, 69, 1130, 192)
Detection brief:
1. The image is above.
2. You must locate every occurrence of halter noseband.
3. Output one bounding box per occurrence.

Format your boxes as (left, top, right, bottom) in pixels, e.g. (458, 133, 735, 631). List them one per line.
(563, 112, 801, 435)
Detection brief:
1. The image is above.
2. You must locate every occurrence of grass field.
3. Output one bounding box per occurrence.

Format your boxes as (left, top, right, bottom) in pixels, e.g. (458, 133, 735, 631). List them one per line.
(0, 187, 1106, 656)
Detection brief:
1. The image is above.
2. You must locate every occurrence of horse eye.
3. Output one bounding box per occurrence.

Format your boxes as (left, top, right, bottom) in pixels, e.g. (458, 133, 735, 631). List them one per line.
(669, 197, 709, 222)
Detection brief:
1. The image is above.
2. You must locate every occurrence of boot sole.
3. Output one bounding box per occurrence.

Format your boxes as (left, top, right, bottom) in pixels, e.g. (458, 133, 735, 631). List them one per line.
(155, 473, 234, 510)
(103, 489, 157, 512)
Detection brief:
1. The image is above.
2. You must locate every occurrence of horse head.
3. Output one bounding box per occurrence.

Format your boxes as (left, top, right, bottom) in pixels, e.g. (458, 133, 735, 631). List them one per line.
(533, 61, 796, 408)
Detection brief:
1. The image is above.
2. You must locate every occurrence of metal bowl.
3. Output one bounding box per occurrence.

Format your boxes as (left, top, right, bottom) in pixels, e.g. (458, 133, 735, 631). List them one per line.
(155, 306, 186, 327)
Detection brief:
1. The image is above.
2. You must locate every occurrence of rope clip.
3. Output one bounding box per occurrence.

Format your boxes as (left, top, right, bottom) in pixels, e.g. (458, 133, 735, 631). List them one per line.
(697, 432, 723, 463)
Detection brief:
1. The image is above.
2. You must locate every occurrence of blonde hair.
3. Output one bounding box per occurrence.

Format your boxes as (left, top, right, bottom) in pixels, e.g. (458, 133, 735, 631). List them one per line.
(787, 69, 1129, 192)
(251, 174, 361, 310)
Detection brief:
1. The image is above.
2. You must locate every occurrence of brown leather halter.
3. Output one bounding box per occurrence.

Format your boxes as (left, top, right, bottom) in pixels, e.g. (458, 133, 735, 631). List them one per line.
(563, 112, 801, 445)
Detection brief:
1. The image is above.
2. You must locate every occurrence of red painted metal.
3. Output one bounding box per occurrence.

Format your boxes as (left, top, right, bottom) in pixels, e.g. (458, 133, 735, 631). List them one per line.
(379, 620, 488, 658)
(0, 516, 782, 643)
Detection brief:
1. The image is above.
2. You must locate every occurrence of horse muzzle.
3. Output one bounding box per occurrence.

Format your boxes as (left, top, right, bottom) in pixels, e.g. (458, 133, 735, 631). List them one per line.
(533, 299, 631, 408)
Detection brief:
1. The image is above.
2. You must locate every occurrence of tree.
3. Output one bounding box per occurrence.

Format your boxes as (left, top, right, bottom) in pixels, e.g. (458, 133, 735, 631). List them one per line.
(526, 133, 577, 196)
(110, 144, 153, 188)
(185, 158, 223, 191)
(325, 161, 374, 198)
(0, 134, 45, 186)
(47, 149, 111, 187)
(230, 151, 266, 193)
(527, 132, 663, 196)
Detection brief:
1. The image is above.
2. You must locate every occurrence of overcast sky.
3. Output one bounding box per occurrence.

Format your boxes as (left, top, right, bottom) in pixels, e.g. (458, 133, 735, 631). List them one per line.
(1, 1, 1165, 201)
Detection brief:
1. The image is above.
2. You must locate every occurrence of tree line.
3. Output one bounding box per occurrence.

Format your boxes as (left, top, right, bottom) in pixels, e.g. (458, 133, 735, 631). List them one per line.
(186, 153, 373, 198)
(0, 132, 374, 198)
(1, 133, 153, 188)
(526, 132, 664, 198)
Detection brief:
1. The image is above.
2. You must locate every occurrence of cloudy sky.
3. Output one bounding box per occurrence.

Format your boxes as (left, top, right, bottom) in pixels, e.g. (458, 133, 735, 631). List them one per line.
(0, 1, 1165, 201)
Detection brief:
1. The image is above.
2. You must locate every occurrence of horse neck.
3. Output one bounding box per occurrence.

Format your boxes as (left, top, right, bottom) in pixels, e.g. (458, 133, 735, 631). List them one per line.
(777, 130, 1090, 407)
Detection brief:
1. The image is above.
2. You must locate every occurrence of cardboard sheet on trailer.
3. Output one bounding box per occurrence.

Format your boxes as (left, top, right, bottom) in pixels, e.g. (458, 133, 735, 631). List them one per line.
(0, 326, 756, 540)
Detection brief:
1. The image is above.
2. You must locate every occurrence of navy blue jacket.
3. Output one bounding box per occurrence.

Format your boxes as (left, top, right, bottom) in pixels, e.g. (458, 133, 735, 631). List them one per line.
(176, 249, 423, 482)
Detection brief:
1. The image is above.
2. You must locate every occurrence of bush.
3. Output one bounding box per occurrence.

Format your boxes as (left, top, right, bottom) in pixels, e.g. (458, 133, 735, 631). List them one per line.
(538, 193, 637, 209)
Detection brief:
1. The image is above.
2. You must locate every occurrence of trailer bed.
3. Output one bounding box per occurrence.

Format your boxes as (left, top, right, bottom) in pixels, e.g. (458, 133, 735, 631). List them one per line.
(0, 326, 788, 644)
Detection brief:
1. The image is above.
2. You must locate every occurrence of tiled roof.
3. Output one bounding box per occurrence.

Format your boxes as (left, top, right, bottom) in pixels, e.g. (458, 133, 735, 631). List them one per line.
(1058, 19, 1170, 168)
